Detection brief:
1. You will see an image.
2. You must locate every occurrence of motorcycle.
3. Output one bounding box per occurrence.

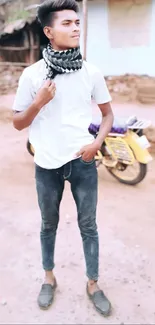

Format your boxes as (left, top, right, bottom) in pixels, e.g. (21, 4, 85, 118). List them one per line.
(26, 115, 152, 186)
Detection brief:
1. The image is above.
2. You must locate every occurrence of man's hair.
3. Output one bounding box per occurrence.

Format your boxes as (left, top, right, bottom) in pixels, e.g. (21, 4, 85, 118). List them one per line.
(37, 0, 79, 27)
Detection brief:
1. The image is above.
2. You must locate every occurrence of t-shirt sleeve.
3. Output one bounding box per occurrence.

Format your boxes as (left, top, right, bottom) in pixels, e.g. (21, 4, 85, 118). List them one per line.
(92, 69, 112, 104)
(12, 69, 34, 112)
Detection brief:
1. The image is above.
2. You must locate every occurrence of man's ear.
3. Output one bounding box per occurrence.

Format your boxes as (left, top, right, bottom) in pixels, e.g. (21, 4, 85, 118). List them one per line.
(43, 26, 53, 40)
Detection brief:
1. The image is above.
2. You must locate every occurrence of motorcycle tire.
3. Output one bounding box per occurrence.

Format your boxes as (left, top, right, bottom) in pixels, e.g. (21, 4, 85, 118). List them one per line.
(106, 162, 147, 186)
(26, 140, 34, 157)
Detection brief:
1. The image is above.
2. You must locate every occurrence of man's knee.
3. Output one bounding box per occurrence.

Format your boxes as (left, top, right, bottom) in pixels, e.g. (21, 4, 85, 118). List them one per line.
(78, 214, 98, 236)
(41, 217, 59, 233)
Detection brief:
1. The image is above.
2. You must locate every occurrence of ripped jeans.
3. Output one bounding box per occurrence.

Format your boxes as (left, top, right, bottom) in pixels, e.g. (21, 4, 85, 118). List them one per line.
(35, 158, 99, 281)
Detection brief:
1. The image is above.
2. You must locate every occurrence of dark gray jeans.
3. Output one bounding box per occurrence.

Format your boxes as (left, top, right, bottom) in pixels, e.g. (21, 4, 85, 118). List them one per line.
(35, 158, 99, 281)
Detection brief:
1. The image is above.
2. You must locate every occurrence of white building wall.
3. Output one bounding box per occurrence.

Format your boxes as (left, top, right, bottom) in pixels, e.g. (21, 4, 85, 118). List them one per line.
(79, 0, 155, 76)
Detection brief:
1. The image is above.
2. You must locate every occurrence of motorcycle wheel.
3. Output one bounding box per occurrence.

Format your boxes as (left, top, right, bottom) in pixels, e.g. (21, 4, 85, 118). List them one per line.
(26, 140, 34, 156)
(106, 162, 147, 185)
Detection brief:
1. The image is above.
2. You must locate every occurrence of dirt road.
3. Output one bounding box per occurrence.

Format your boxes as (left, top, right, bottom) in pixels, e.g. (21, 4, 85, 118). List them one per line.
(0, 104, 155, 324)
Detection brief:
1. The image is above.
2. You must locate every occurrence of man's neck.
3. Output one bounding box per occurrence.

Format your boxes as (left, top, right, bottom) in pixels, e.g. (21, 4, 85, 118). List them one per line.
(50, 42, 77, 52)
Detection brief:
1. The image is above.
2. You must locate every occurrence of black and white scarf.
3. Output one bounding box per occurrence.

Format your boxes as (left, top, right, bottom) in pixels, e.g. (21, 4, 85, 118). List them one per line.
(42, 43, 83, 79)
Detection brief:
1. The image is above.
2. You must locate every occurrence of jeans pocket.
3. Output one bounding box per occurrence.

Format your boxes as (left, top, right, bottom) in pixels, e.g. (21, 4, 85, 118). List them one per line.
(80, 157, 95, 165)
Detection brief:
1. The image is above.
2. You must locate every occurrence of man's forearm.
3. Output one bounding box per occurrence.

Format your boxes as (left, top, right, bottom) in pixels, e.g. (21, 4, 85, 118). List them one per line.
(94, 112, 114, 149)
(13, 101, 41, 131)
(13, 79, 56, 131)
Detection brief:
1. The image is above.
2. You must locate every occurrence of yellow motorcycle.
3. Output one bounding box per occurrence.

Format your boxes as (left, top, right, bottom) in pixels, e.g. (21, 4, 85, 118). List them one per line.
(26, 116, 152, 186)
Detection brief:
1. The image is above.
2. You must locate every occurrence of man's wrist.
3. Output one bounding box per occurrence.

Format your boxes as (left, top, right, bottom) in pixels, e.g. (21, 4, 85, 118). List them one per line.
(32, 100, 42, 112)
(93, 139, 103, 150)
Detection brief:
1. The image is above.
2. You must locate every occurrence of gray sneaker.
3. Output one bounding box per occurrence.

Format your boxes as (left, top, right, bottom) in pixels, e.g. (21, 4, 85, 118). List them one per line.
(87, 284, 112, 316)
(37, 279, 57, 310)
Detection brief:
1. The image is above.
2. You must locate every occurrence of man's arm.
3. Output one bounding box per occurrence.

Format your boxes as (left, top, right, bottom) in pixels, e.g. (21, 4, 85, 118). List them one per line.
(13, 103, 42, 131)
(76, 68, 113, 162)
(93, 102, 114, 149)
(13, 80, 56, 131)
(76, 101, 113, 161)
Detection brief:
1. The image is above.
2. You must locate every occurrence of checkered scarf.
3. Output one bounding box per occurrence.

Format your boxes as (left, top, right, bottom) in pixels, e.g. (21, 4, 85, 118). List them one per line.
(42, 43, 83, 79)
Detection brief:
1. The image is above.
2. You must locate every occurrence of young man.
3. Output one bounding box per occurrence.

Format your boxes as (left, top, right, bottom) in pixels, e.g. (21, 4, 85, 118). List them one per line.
(13, 0, 113, 316)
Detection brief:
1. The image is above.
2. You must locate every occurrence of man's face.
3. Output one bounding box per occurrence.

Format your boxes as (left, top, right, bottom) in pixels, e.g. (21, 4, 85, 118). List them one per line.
(44, 10, 80, 50)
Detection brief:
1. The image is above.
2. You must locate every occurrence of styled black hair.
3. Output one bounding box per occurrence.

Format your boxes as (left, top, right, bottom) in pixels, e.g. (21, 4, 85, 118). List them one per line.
(37, 0, 79, 27)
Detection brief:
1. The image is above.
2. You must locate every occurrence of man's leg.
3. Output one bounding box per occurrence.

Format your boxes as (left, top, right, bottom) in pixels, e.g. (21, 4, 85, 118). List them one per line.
(70, 158, 111, 316)
(35, 164, 64, 309)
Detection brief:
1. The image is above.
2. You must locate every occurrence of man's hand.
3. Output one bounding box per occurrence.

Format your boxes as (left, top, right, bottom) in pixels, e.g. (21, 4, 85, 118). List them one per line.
(34, 80, 56, 110)
(76, 142, 100, 162)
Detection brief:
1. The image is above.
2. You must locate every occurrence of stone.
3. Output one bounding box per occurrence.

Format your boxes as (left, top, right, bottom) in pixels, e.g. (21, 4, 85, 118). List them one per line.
(1, 299, 7, 306)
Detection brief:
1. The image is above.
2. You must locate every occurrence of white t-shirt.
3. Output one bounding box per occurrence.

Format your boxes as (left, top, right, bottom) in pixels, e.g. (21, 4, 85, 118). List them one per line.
(13, 59, 111, 169)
